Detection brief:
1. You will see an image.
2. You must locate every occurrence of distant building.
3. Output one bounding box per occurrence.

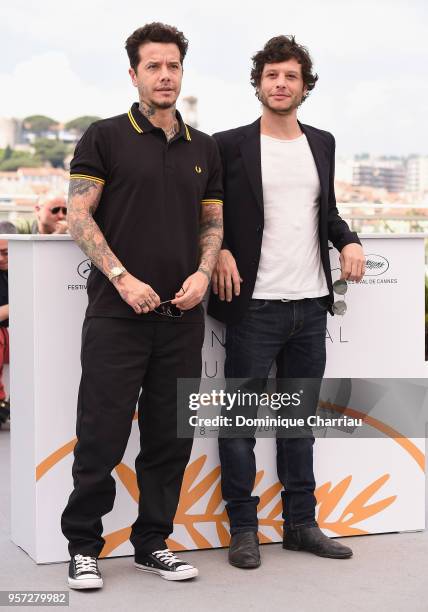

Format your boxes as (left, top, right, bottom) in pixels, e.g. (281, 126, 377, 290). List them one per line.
(0, 165, 69, 225)
(0, 171, 21, 190)
(0, 167, 68, 201)
(21, 122, 79, 145)
(0, 118, 22, 148)
(406, 156, 428, 193)
(16, 167, 68, 190)
(57, 128, 80, 143)
(352, 158, 406, 193)
(181, 96, 198, 129)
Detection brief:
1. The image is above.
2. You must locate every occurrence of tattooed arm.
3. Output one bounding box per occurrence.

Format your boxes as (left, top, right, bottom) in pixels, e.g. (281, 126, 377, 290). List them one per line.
(67, 178, 160, 314)
(197, 203, 223, 281)
(172, 203, 223, 310)
(67, 178, 120, 273)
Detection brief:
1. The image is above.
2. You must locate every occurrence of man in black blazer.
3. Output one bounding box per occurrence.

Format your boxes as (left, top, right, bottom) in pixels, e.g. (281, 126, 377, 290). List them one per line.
(208, 35, 365, 568)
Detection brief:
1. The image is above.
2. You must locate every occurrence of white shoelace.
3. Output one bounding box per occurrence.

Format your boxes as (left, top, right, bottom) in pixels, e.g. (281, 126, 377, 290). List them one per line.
(74, 554, 98, 575)
(152, 549, 182, 567)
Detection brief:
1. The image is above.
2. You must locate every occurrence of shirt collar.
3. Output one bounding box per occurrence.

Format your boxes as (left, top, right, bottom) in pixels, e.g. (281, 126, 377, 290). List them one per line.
(128, 102, 191, 141)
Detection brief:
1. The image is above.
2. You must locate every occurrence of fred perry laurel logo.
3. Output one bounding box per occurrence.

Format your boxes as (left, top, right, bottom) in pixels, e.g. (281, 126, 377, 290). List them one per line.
(195, 165, 202, 174)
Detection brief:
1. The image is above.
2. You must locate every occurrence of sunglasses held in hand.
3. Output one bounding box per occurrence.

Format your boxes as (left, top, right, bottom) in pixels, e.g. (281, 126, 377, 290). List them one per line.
(332, 279, 348, 315)
(154, 286, 185, 318)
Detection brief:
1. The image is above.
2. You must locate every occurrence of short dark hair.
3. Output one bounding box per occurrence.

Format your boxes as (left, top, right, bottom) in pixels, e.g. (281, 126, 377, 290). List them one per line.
(125, 22, 188, 71)
(251, 35, 318, 104)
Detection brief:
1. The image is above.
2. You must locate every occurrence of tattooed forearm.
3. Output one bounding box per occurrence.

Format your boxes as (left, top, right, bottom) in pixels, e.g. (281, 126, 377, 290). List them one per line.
(67, 178, 124, 277)
(198, 203, 223, 280)
(69, 179, 98, 198)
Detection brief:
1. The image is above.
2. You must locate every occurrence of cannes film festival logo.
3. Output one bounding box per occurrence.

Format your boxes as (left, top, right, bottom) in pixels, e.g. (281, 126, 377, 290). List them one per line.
(77, 259, 92, 279)
(364, 254, 389, 276)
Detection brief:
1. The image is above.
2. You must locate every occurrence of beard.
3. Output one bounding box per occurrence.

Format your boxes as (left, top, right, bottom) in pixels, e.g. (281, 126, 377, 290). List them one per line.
(150, 87, 179, 110)
(153, 100, 175, 109)
(258, 90, 302, 115)
(139, 85, 179, 114)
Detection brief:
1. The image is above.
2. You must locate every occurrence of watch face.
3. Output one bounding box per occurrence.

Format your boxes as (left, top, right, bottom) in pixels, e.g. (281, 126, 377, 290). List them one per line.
(109, 267, 124, 279)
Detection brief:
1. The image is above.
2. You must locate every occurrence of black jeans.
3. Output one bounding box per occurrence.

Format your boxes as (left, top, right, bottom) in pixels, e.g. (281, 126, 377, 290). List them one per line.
(218, 297, 328, 534)
(61, 316, 204, 557)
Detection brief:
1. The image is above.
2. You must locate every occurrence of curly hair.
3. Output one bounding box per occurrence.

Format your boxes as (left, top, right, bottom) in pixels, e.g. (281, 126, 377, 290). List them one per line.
(125, 22, 188, 71)
(251, 35, 318, 104)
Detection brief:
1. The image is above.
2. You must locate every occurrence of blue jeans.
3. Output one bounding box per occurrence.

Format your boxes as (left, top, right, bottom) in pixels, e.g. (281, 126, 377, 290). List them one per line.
(219, 297, 328, 534)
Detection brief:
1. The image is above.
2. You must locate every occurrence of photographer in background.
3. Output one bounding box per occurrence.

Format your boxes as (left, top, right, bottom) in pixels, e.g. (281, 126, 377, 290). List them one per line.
(0, 221, 16, 426)
(15, 192, 68, 235)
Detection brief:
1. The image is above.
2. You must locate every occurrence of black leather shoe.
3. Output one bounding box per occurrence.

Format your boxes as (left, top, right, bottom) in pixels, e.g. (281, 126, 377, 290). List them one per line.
(229, 532, 261, 569)
(283, 526, 353, 559)
(0, 399, 10, 424)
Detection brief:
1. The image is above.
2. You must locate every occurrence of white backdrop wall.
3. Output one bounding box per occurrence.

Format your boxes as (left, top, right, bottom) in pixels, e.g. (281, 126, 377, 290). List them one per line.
(8, 234, 426, 562)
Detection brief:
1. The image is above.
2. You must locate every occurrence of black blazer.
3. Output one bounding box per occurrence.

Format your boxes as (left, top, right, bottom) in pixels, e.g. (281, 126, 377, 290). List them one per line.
(207, 118, 361, 324)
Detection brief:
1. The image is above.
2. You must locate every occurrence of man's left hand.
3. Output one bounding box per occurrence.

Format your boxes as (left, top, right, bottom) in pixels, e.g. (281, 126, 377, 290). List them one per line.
(171, 271, 209, 310)
(340, 243, 365, 282)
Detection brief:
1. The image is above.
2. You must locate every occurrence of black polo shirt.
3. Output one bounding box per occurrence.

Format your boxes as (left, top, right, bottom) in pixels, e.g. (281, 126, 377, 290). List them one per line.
(70, 102, 223, 322)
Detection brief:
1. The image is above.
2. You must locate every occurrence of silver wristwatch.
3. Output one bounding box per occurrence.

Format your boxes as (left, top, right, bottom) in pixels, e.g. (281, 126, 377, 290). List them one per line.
(107, 266, 126, 282)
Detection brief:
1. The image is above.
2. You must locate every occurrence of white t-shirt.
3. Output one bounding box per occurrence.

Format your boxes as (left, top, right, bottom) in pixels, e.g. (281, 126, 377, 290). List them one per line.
(252, 133, 328, 300)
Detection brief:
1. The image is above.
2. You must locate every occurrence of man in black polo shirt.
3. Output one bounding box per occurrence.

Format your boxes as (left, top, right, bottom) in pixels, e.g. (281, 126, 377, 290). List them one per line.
(61, 23, 223, 588)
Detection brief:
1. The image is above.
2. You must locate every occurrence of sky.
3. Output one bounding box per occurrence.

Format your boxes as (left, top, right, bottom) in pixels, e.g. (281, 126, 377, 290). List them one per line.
(0, 0, 427, 157)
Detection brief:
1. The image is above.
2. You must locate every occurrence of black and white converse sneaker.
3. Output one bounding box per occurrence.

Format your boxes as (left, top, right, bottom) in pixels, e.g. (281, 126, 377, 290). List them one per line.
(135, 549, 198, 581)
(68, 554, 103, 589)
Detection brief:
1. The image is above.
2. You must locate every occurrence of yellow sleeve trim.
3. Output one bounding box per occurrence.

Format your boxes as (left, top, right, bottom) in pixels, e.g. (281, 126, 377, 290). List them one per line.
(70, 174, 105, 185)
(201, 198, 223, 205)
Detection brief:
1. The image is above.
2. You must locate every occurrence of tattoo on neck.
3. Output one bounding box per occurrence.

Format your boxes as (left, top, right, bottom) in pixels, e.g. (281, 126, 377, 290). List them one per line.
(139, 101, 156, 118)
(164, 120, 179, 142)
(139, 101, 178, 141)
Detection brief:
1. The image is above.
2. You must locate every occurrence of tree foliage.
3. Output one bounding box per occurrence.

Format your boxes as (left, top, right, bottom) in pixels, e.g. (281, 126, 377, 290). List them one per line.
(0, 152, 41, 171)
(65, 116, 101, 133)
(3, 146, 12, 161)
(22, 115, 58, 133)
(33, 138, 69, 168)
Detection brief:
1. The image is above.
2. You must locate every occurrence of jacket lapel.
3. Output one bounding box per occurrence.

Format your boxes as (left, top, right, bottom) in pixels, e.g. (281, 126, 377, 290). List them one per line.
(239, 118, 264, 213)
(299, 121, 329, 201)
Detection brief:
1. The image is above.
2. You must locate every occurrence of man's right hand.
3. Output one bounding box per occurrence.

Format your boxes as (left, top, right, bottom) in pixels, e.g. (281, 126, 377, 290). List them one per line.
(111, 273, 160, 314)
(54, 220, 69, 234)
(211, 249, 242, 302)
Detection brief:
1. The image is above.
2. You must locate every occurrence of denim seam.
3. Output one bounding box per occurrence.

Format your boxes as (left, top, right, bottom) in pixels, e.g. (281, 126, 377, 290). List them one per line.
(282, 442, 292, 526)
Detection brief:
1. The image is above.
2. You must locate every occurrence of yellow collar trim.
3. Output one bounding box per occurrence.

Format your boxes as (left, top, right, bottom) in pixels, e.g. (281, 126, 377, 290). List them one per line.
(128, 108, 143, 134)
(128, 107, 191, 141)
